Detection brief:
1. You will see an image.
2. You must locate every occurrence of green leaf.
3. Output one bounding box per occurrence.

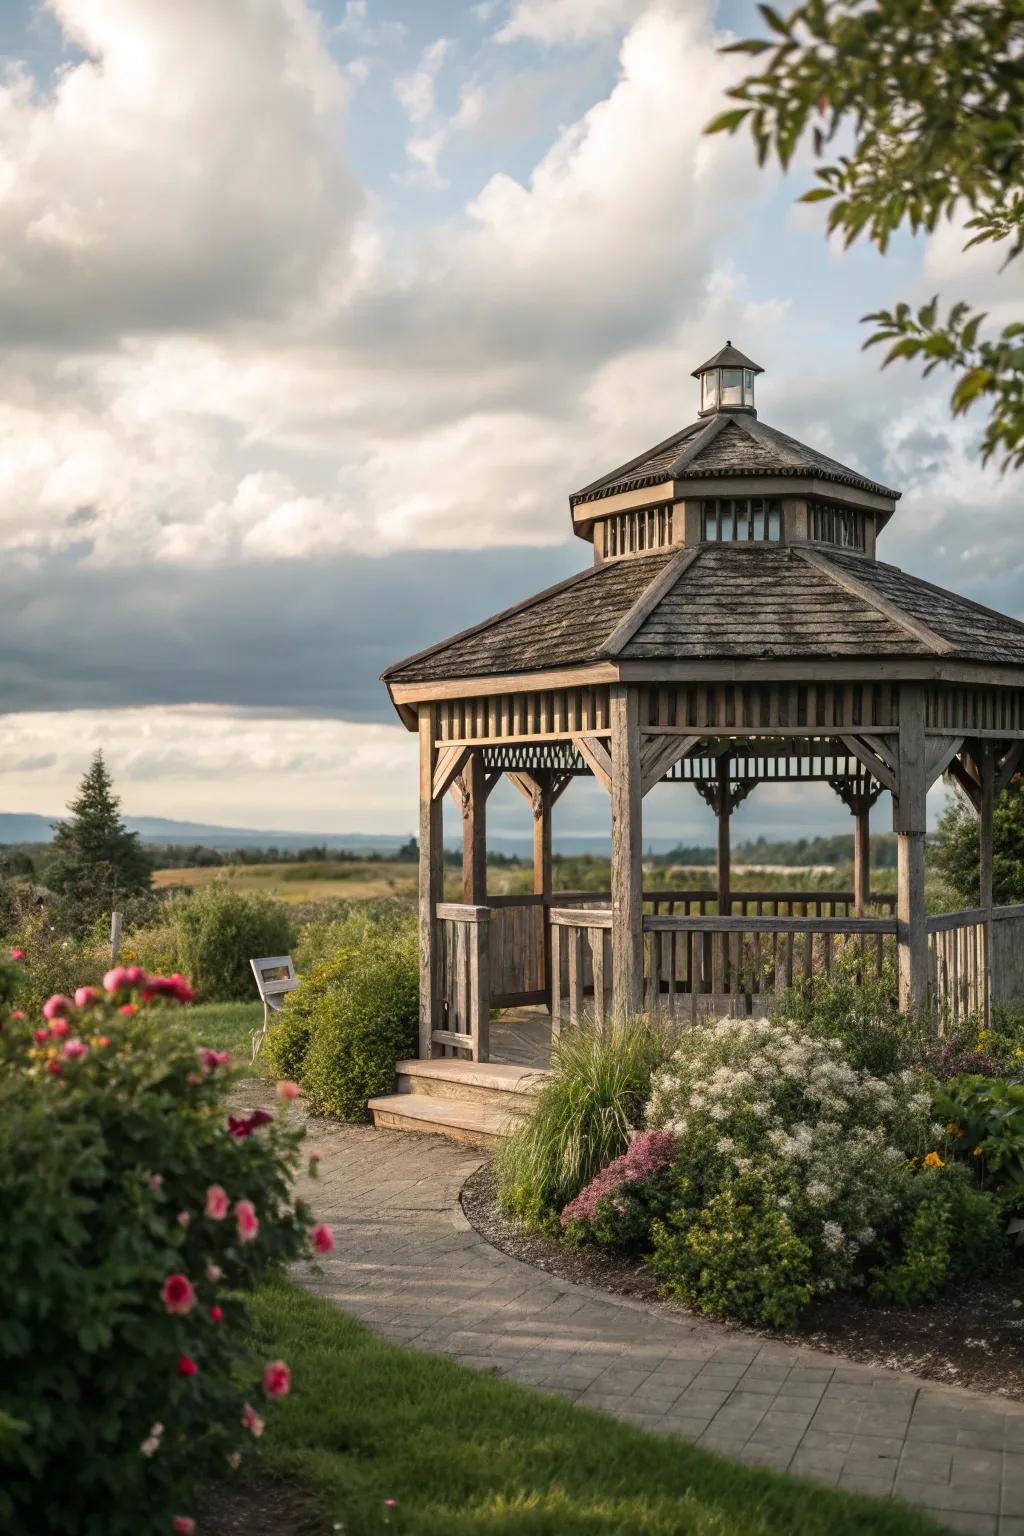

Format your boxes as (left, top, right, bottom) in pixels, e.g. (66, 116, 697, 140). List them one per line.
(757, 2, 792, 35)
(797, 186, 834, 203)
(705, 107, 751, 135)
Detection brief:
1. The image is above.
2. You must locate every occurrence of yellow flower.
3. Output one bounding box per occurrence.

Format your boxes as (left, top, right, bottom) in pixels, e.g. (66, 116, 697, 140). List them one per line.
(923, 1151, 945, 1169)
(946, 1122, 964, 1138)
(973, 1146, 985, 1157)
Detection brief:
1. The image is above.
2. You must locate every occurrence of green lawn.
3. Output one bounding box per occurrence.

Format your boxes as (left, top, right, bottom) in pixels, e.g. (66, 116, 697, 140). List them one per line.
(174, 999, 270, 1071)
(241, 1279, 943, 1536)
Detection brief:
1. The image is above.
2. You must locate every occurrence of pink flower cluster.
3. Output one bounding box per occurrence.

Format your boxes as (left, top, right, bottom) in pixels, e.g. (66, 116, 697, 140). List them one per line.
(103, 965, 197, 1004)
(560, 1130, 677, 1228)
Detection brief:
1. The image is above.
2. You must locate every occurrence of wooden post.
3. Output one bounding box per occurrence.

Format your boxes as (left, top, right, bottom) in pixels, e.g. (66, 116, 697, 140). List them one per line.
(894, 686, 929, 1015)
(854, 806, 871, 918)
(470, 907, 491, 1063)
(716, 754, 731, 916)
(534, 775, 554, 1006)
(980, 743, 995, 1026)
(610, 684, 643, 1018)
(418, 705, 443, 1058)
(110, 910, 123, 966)
(461, 752, 487, 905)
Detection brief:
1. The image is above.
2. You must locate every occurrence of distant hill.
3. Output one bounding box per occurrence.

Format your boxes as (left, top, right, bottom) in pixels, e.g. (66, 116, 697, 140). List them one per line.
(0, 813, 415, 853)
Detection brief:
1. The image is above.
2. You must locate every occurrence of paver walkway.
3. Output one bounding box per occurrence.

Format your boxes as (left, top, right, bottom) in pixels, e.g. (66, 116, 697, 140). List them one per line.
(267, 1091, 1024, 1535)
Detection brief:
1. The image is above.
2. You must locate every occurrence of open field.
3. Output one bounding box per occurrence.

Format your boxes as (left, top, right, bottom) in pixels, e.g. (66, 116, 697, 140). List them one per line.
(150, 857, 913, 905)
(152, 859, 420, 903)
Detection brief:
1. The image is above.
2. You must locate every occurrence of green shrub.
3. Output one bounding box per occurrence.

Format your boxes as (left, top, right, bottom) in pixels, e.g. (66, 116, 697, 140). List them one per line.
(293, 897, 414, 973)
(936, 1073, 1024, 1191)
(166, 884, 295, 1001)
(297, 918, 418, 1120)
(651, 1175, 814, 1329)
(0, 971, 319, 1536)
(771, 951, 928, 1075)
(496, 1016, 676, 1231)
(122, 920, 180, 978)
(5, 907, 106, 1018)
(870, 1163, 1005, 1305)
(645, 1018, 938, 1322)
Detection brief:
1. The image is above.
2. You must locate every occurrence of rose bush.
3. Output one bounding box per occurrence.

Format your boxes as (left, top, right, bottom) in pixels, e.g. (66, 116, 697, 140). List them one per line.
(0, 959, 328, 1536)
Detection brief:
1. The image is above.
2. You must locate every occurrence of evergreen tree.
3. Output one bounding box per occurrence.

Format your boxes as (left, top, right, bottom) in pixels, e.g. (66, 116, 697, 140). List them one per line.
(931, 782, 1024, 906)
(44, 753, 151, 923)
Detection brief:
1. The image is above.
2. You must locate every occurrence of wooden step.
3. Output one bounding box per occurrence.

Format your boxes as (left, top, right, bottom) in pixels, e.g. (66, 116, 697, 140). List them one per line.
(394, 1058, 545, 1114)
(367, 1093, 512, 1147)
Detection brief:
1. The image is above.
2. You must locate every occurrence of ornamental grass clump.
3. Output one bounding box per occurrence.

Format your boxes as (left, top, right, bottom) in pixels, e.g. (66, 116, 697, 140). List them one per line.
(496, 1015, 676, 1231)
(646, 1017, 939, 1327)
(0, 957, 331, 1536)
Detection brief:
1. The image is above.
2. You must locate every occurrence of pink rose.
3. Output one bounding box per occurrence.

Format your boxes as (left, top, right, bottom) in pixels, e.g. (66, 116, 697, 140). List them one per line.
(262, 1360, 291, 1398)
(242, 1402, 264, 1437)
(143, 974, 198, 1005)
(9, 947, 25, 962)
(234, 1199, 259, 1243)
(177, 1211, 190, 1229)
(210, 1304, 224, 1323)
(198, 1047, 231, 1074)
(227, 1110, 273, 1140)
(33, 1028, 49, 1043)
(276, 1080, 300, 1100)
(49, 1019, 69, 1038)
(74, 986, 100, 1008)
(103, 967, 131, 993)
(148, 1174, 164, 1191)
(172, 1518, 195, 1534)
(160, 1274, 196, 1316)
(43, 994, 71, 1020)
(61, 1038, 88, 1061)
(310, 1223, 334, 1255)
(46, 1060, 62, 1076)
(124, 965, 146, 986)
(205, 1184, 229, 1221)
(206, 1264, 223, 1283)
(11, 1010, 24, 1021)
(119, 1003, 138, 1017)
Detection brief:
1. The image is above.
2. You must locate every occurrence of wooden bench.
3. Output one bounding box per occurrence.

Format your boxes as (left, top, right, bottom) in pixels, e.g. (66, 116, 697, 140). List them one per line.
(249, 954, 298, 1062)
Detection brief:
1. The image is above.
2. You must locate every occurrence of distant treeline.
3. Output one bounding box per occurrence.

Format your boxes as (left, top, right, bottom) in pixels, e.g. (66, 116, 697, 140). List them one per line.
(648, 833, 899, 869)
(0, 829, 900, 879)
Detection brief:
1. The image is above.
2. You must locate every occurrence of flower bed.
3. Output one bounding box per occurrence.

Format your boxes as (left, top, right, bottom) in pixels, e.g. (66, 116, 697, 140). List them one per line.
(0, 955, 332, 1536)
(495, 1006, 1017, 1335)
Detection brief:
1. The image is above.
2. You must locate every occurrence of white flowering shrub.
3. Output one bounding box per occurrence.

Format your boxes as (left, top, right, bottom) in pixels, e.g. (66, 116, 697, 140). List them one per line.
(645, 1018, 940, 1324)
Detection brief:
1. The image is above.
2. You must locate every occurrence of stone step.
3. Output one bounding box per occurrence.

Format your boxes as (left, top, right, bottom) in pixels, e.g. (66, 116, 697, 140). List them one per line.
(367, 1092, 512, 1147)
(394, 1057, 545, 1114)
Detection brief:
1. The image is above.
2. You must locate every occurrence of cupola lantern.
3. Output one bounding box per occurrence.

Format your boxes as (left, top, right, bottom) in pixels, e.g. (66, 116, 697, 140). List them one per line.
(693, 340, 763, 417)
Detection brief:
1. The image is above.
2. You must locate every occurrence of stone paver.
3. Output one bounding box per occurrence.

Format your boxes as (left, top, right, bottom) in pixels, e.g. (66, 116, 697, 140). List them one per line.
(280, 1103, 1022, 1534)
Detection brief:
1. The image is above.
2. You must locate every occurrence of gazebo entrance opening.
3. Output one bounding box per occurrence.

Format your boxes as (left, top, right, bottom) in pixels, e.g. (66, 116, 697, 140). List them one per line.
(383, 343, 1024, 1067)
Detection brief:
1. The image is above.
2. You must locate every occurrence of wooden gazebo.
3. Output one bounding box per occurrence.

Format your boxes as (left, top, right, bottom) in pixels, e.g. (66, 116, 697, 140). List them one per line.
(383, 344, 1024, 1063)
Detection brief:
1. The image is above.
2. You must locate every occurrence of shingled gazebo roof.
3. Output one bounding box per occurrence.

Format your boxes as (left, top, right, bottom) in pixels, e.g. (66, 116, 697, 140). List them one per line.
(382, 544, 1024, 686)
(569, 414, 900, 507)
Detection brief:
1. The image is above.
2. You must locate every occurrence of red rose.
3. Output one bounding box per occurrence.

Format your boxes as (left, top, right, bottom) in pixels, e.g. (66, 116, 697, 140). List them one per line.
(311, 1223, 334, 1255)
(262, 1360, 291, 1398)
(177, 1355, 198, 1379)
(227, 1110, 273, 1141)
(210, 1305, 224, 1323)
(161, 1274, 196, 1316)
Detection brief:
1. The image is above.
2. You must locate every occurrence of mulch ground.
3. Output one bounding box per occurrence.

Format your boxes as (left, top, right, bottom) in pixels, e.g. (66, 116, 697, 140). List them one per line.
(461, 1160, 1024, 1402)
(195, 1480, 326, 1536)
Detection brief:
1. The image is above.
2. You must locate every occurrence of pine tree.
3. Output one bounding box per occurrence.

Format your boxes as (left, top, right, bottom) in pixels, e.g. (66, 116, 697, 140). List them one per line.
(44, 752, 151, 922)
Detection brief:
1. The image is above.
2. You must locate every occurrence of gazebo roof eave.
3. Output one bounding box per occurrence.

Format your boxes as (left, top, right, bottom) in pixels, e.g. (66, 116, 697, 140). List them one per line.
(385, 652, 1024, 727)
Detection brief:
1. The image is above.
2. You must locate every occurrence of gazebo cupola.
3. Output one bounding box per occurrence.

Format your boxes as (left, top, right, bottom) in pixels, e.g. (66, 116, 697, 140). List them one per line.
(383, 343, 1024, 1067)
(568, 342, 898, 562)
(693, 340, 762, 417)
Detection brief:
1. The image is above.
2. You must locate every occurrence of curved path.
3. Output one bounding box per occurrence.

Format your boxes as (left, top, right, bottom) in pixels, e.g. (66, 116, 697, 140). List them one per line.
(243, 1083, 1024, 1536)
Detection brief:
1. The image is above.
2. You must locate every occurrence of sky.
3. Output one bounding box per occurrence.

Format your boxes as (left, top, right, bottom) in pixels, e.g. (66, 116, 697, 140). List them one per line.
(0, 0, 1020, 849)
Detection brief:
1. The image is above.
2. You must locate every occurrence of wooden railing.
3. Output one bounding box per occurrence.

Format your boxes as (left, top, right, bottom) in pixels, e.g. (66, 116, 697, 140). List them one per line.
(927, 904, 1024, 1024)
(548, 907, 898, 1026)
(646, 889, 897, 919)
(434, 903, 491, 1059)
(643, 914, 896, 1021)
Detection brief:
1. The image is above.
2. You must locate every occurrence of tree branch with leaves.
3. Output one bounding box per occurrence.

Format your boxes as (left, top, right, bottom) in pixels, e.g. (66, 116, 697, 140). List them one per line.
(707, 0, 1024, 469)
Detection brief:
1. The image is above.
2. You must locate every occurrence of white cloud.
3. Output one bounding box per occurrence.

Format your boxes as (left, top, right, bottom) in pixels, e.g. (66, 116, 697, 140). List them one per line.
(0, 0, 359, 342)
(0, 708, 417, 832)
(496, 0, 648, 45)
